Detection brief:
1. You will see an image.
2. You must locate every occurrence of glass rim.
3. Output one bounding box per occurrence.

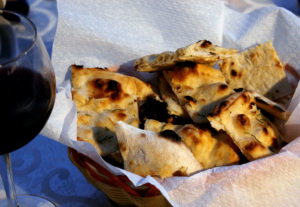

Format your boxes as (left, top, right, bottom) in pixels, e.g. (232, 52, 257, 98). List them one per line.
(0, 9, 37, 67)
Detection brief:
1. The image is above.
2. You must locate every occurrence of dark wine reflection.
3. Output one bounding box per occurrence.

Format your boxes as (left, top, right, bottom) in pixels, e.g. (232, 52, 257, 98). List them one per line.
(0, 67, 55, 155)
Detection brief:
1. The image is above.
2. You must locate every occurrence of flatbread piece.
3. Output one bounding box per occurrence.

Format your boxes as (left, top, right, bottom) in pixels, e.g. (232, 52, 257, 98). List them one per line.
(157, 73, 189, 118)
(71, 65, 140, 156)
(116, 121, 202, 178)
(163, 63, 234, 123)
(219, 41, 293, 100)
(144, 120, 240, 169)
(207, 90, 284, 161)
(134, 40, 238, 72)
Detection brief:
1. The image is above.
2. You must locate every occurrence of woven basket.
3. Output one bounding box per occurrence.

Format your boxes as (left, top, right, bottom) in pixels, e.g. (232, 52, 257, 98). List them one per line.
(68, 147, 172, 207)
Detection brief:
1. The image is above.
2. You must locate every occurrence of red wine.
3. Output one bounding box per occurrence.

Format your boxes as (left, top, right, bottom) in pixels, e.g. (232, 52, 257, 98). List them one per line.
(0, 67, 55, 155)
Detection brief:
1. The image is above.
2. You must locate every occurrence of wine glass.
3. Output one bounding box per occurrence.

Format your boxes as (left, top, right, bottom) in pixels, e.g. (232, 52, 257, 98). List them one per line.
(0, 10, 56, 207)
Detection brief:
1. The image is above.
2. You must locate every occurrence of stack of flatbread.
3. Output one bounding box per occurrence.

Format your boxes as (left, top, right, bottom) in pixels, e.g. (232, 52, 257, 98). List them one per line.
(71, 40, 292, 179)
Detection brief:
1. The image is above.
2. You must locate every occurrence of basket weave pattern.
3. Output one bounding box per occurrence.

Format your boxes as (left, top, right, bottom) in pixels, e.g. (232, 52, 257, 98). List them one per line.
(68, 147, 172, 206)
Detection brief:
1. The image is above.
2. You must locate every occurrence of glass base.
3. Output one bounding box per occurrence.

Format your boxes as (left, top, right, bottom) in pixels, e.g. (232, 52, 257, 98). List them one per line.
(0, 195, 56, 207)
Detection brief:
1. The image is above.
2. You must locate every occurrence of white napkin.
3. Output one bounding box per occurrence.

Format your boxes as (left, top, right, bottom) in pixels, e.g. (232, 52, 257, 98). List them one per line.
(42, 0, 300, 206)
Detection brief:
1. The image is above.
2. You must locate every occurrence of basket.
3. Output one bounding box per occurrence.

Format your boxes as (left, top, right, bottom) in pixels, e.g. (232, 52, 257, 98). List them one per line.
(68, 147, 172, 207)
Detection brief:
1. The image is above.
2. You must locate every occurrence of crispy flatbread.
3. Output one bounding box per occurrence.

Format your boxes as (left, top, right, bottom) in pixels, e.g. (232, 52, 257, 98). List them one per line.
(71, 65, 140, 156)
(144, 120, 239, 169)
(207, 90, 283, 161)
(182, 82, 234, 123)
(157, 73, 189, 118)
(249, 91, 291, 121)
(219, 41, 293, 100)
(163, 63, 234, 123)
(115, 121, 202, 178)
(134, 40, 238, 72)
(176, 124, 240, 169)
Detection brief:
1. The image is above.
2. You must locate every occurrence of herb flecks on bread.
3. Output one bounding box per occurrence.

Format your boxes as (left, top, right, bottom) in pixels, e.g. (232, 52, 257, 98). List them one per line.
(207, 90, 283, 161)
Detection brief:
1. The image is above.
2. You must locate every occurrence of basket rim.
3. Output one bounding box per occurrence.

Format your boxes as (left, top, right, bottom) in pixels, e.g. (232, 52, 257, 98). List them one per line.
(68, 147, 162, 198)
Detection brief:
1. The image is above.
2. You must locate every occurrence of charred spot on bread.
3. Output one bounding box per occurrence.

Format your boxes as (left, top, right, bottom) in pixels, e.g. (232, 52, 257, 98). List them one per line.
(263, 127, 268, 135)
(271, 138, 279, 149)
(95, 67, 108, 70)
(234, 88, 244, 93)
(107, 80, 120, 92)
(244, 142, 264, 152)
(199, 40, 212, 48)
(236, 114, 251, 128)
(119, 142, 127, 153)
(173, 170, 187, 176)
(190, 134, 203, 145)
(218, 84, 229, 92)
(241, 93, 250, 103)
(210, 100, 229, 116)
(174, 61, 197, 68)
(184, 96, 197, 103)
(167, 115, 193, 125)
(282, 141, 288, 147)
(139, 97, 169, 128)
(207, 112, 213, 118)
(90, 79, 123, 100)
(159, 130, 182, 142)
(249, 102, 256, 109)
(231, 69, 237, 77)
(73, 64, 84, 69)
(260, 109, 275, 122)
(115, 111, 127, 120)
(255, 97, 267, 104)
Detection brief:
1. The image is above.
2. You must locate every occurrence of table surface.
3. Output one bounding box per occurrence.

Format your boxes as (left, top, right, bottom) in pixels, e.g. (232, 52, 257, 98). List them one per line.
(0, 0, 299, 206)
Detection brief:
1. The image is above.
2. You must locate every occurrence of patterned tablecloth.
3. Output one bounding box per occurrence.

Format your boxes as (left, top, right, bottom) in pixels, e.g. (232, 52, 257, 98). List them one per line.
(0, 0, 299, 206)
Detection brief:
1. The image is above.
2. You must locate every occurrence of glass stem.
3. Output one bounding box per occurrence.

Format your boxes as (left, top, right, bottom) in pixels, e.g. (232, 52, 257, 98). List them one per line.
(0, 154, 19, 207)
